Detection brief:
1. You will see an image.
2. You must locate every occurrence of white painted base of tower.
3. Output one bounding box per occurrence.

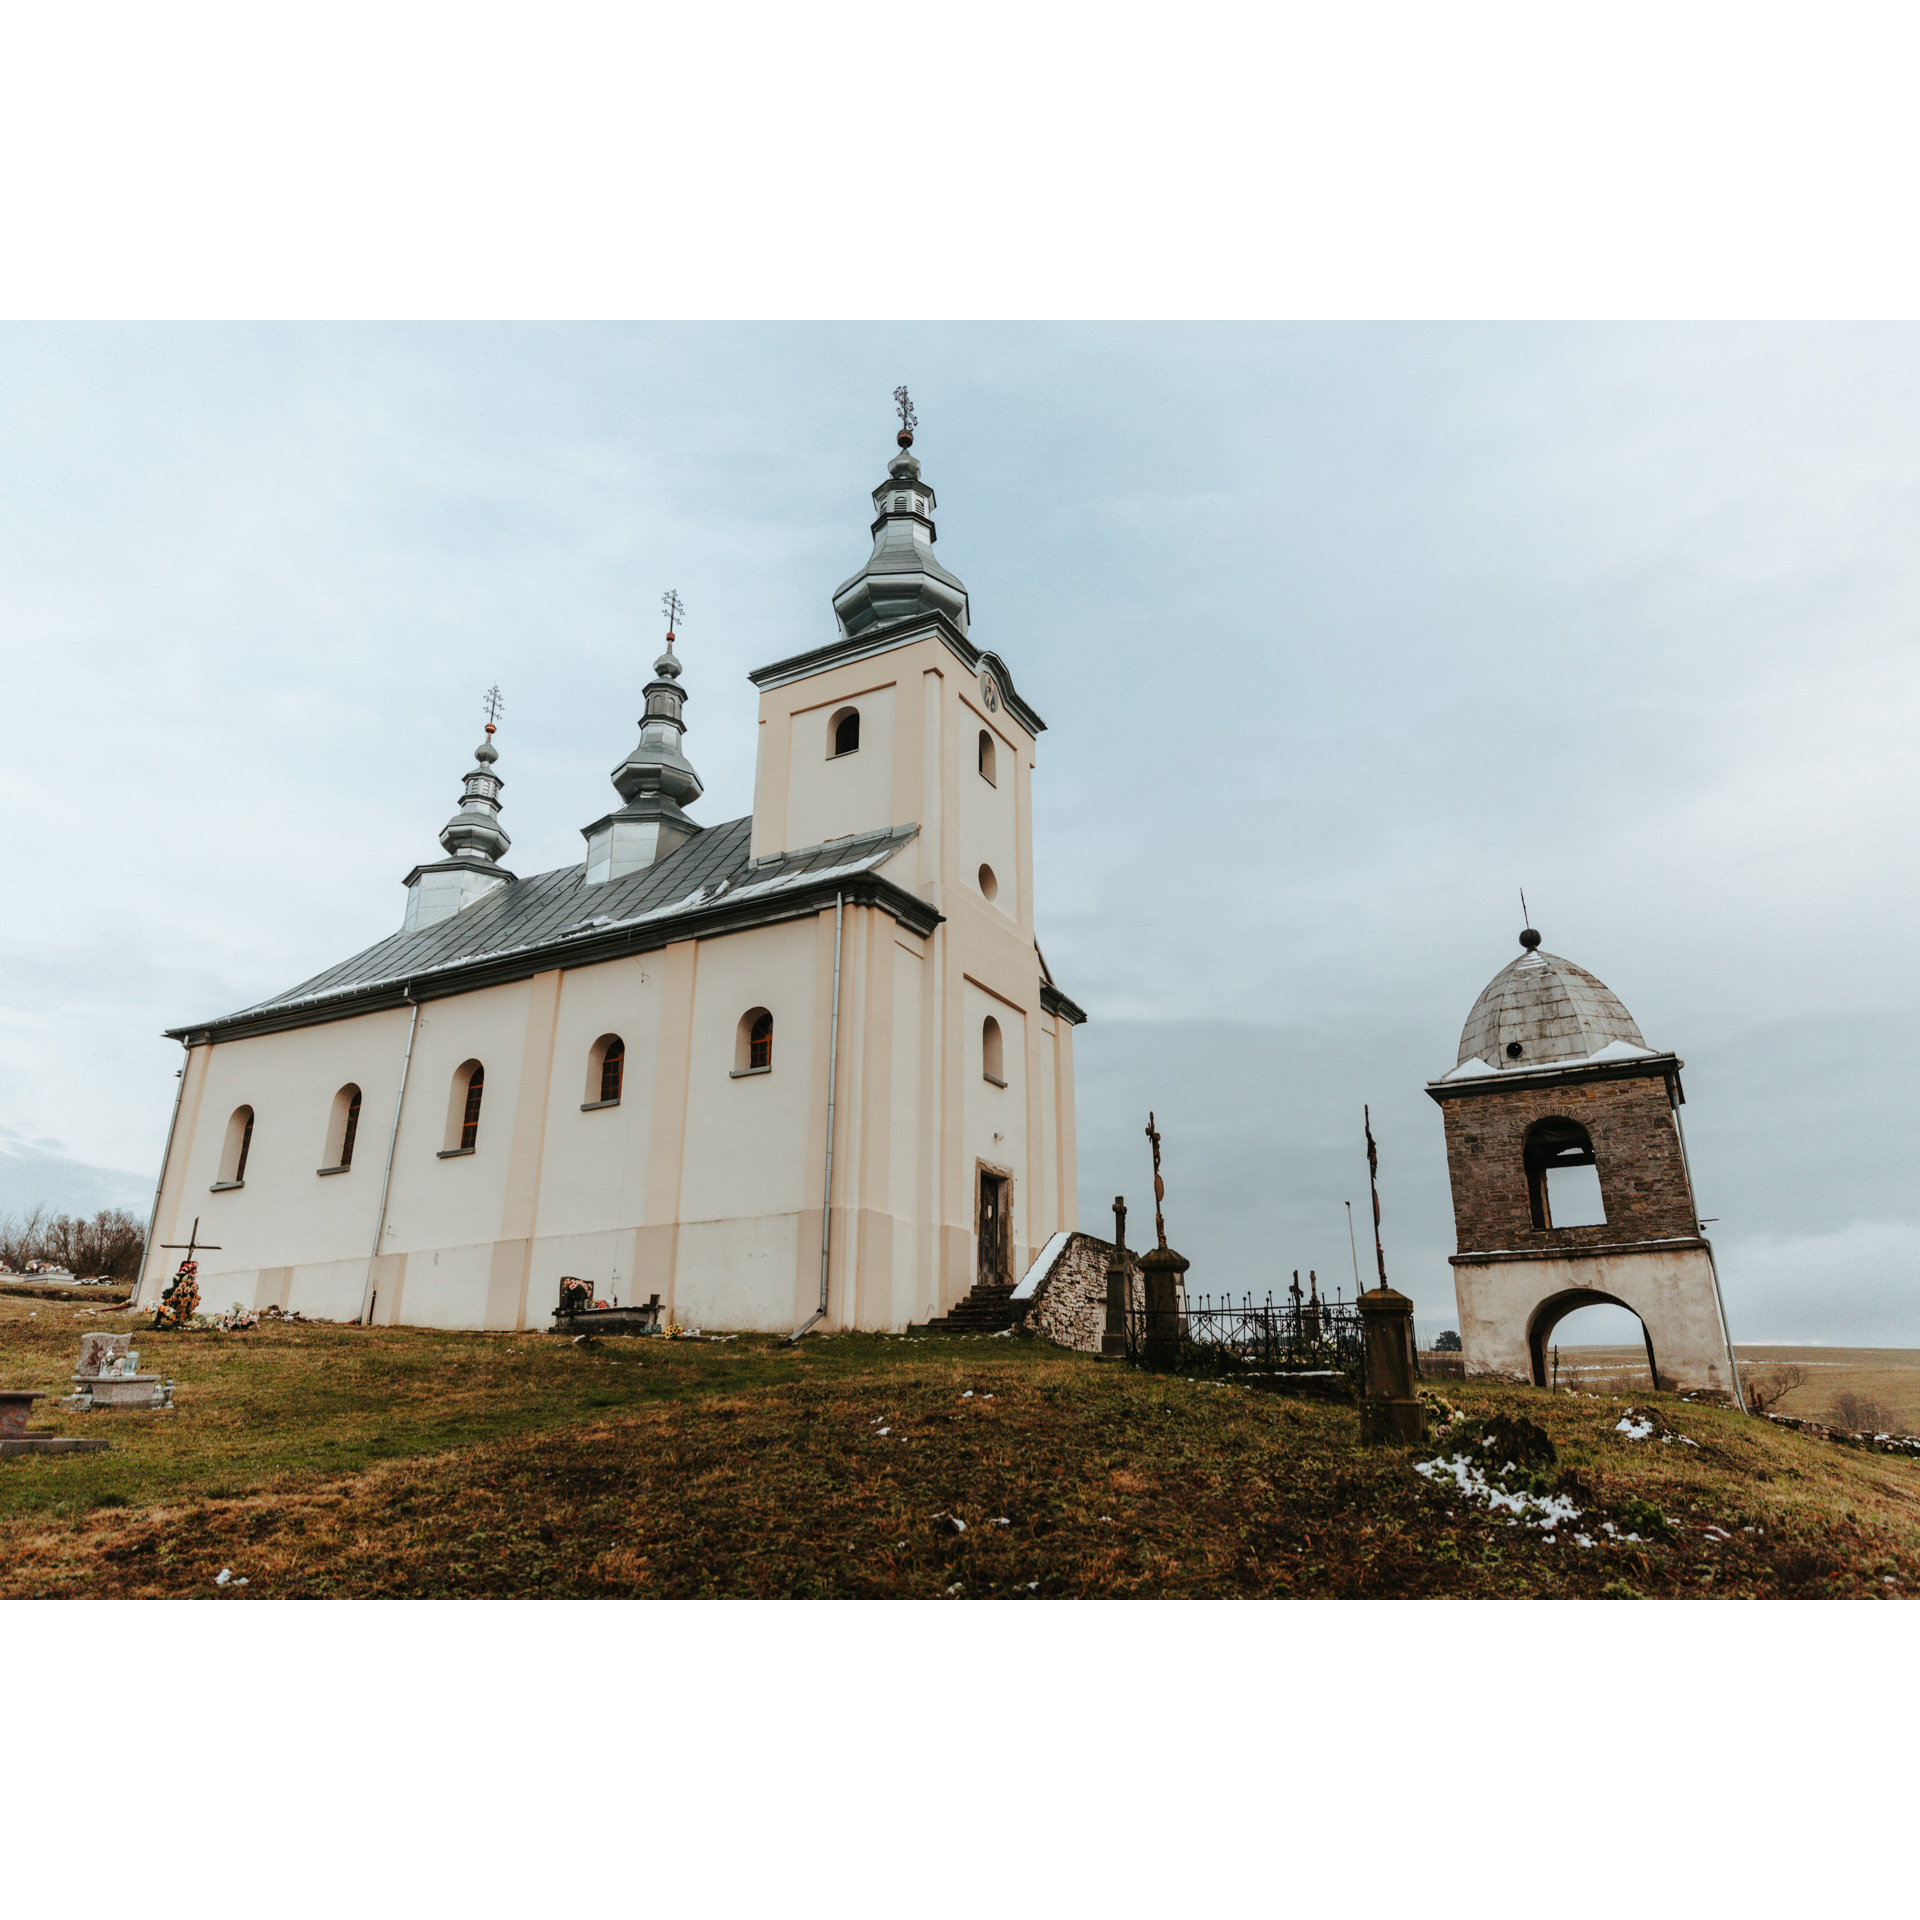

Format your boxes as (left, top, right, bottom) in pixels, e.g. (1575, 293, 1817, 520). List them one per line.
(1454, 1243, 1740, 1401)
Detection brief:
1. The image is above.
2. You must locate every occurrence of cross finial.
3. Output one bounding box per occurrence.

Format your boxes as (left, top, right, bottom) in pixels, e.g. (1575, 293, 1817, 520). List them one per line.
(482, 685, 504, 734)
(1144, 1111, 1167, 1251)
(893, 385, 916, 446)
(661, 588, 685, 643)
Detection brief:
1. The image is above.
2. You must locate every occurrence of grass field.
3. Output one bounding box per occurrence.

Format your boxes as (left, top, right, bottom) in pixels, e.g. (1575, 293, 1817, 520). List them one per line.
(1547, 1343, 1920, 1431)
(4, 1293, 1918, 1598)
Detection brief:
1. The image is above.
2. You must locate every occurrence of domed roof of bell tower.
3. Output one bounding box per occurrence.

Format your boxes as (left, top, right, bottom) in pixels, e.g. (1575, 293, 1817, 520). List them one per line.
(1453, 929, 1650, 1073)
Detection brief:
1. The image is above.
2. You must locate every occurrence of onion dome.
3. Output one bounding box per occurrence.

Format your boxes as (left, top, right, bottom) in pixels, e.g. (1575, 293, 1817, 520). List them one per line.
(609, 637, 704, 812)
(1451, 929, 1650, 1074)
(829, 430, 971, 639)
(438, 726, 511, 865)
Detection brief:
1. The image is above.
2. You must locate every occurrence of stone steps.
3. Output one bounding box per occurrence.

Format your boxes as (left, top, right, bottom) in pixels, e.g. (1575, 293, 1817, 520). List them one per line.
(921, 1280, 1019, 1335)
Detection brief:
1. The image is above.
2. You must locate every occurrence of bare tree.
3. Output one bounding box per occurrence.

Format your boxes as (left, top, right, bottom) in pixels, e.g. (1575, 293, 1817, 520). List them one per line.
(1746, 1364, 1809, 1414)
(0, 1204, 143, 1281)
(1830, 1389, 1896, 1435)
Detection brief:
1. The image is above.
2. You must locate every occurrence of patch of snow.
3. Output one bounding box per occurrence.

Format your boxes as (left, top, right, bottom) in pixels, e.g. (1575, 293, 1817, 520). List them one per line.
(1415, 1453, 1582, 1531)
(1615, 1414, 1655, 1440)
(1011, 1229, 1071, 1301)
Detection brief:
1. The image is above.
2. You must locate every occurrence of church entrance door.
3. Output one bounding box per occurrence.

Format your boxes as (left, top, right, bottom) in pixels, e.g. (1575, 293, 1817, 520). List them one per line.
(977, 1171, 1009, 1287)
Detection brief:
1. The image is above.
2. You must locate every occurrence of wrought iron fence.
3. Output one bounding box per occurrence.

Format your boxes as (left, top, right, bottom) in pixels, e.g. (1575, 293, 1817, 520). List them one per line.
(1123, 1292, 1367, 1379)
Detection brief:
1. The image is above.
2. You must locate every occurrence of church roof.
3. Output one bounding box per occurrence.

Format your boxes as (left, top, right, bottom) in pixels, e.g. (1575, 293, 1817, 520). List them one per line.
(170, 818, 932, 1044)
(1441, 940, 1653, 1079)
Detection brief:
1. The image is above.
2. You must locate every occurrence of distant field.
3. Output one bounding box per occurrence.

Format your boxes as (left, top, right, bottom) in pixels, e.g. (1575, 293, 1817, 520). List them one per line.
(1545, 1343, 1920, 1433)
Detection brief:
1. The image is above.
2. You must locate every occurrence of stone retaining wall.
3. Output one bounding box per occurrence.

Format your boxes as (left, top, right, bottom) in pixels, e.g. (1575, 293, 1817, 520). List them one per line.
(1016, 1233, 1146, 1354)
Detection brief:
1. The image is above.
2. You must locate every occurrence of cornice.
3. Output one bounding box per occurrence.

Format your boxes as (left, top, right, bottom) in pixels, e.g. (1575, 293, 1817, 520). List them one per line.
(1039, 981, 1088, 1027)
(1424, 1052, 1685, 1106)
(749, 615, 1047, 737)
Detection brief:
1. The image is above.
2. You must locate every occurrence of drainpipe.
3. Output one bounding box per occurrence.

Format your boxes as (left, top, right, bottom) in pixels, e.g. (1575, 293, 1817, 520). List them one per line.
(360, 991, 419, 1326)
(786, 892, 844, 1344)
(131, 1038, 192, 1311)
(1672, 1081, 1745, 1411)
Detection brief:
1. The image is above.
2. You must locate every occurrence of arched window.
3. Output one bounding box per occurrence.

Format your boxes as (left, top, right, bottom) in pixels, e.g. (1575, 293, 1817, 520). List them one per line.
(982, 1016, 1006, 1086)
(443, 1061, 485, 1155)
(322, 1084, 362, 1171)
(1524, 1117, 1605, 1230)
(830, 707, 860, 756)
(978, 728, 996, 784)
(735, 1008, 774, 1075)
(216, 1105, 254, 1187)
(978, 863, 999, 902)
(585, 1035, 624, 1107)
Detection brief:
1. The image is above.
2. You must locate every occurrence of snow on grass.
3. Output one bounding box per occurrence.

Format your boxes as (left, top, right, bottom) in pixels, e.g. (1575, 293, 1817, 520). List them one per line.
(1415, 1451, 1583, 1531)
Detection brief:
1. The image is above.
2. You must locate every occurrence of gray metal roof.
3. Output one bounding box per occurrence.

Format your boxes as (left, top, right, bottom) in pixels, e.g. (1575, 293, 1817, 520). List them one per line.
(172, 817, 925, 1040)
(1453, 945, 1648, 1073)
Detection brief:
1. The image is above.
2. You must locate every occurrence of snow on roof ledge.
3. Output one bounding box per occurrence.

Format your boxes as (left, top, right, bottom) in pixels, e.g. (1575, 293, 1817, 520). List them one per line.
(1011, 1230, 1071, 1301)
(1439, 1037, 1659, 1081)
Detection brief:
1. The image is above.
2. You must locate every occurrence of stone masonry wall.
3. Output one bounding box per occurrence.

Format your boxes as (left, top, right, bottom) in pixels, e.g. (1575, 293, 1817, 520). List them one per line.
(1437, 1069, 1699, 1255)
(1019, 1233, 1145, 1353)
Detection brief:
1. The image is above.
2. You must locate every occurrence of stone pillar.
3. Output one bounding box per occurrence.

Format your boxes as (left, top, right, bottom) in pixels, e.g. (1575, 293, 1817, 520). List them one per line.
(1358, 1286, 1427, 1444)
(1140, 1244, 1189, 1371)
(1101, 1196, 1129, 1359)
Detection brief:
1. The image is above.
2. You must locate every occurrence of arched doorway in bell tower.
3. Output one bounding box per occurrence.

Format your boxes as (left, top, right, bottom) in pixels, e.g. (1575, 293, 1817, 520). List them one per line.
(1528, 1292, 1658, 1393)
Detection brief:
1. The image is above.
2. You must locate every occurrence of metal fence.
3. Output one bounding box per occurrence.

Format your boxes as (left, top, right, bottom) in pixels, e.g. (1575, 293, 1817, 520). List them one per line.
(1123, 1293, 1367, 1379)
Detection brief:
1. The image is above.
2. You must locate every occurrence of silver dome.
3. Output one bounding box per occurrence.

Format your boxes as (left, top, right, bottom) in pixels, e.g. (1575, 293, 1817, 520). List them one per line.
(1455, 944, 1647, 1072)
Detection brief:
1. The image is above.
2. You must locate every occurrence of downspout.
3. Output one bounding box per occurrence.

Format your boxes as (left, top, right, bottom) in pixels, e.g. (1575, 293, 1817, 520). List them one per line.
(360, 990, 420, 1326)
(787, 891, 844, 1343)
(1671, 1077, 1744, 1410)
(130, 1038, 192, 1312)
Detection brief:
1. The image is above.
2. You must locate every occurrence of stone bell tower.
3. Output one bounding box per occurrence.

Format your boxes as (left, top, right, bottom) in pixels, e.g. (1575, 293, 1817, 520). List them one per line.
(1425, 926, 1743, 1403)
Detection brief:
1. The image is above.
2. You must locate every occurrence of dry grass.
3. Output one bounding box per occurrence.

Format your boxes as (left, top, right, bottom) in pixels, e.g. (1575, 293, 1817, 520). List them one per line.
(5, 1295, 1919, 1598)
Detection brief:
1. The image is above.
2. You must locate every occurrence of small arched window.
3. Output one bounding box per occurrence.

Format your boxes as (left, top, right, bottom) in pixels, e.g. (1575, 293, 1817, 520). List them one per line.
(831, 707, 860, 757)
(982, 1016, 1006, 1086)
(978, 729, 996, 785)
(322, 1084, 362, 1171)
(1523, 1117, 1605, 1230)
(216, 1105, 254, 1186)
(735, 1008, 774, 1075)
(443, 1061, 485, 1155)
(585, 1035, 624, 1107)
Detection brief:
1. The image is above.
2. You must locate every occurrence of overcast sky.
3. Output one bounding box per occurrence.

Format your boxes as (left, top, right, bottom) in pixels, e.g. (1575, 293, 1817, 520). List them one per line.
(4, 323, 1916, 1343)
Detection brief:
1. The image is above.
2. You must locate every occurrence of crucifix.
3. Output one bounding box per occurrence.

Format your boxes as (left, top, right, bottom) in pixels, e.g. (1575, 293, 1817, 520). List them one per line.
(1363, 1104, 1389, 1292)
(1144, 1111, 1168, 1252)
(893, 385, 916, 445)
(661, 588, 685, 644)
(159, 1217, 221, 1267)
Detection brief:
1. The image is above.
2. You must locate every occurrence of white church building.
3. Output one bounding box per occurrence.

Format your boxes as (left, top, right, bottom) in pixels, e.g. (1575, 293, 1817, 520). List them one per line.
(134, 417, 1084, 1333)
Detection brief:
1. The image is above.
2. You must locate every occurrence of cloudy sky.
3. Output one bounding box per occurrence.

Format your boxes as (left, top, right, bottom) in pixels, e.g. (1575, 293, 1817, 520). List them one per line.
(4, 323, 1916, 1342)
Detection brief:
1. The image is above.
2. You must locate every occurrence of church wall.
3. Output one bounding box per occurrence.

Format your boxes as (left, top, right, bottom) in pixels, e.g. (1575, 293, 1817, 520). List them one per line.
(783, 680, 899, 854)
(889, 936, 926, 1325)
(378, 976, 540, 1263)
(962, 975, 1028, 1282)
(531, 953, 661, 1238)
(956, 688, 1023, 927)
(678, 917, 822, 1221)
(139, 1006, 418, 1313)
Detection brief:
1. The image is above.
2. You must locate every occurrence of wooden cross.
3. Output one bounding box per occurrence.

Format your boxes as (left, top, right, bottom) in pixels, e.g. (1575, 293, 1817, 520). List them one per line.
(1144, 1111, 1167, 1251)
(159, 1217, 221, 1265)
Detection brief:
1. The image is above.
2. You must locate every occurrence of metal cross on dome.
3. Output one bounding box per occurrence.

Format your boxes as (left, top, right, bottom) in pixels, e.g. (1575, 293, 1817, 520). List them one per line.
(482, 685, 504, 731)
(894, 385, 916, 436)
(661, 589, 685, 642)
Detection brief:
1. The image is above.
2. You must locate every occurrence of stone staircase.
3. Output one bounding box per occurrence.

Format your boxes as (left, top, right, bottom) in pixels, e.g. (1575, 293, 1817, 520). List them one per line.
(919, 1278, 1019, 1335)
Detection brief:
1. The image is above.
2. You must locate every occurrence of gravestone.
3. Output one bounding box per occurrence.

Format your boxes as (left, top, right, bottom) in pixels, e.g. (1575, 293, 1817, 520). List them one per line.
(1357, 1286, 1426, 1444)
(58, 1334, 173, 1412)
(0, 1392, 108, 1455)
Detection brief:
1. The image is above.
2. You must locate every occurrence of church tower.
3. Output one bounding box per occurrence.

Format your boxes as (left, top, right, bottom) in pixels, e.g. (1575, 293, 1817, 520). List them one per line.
(583, 608, 705, 883)
(402, 717, 515, 931)
(1426, 927, 1742, 1402)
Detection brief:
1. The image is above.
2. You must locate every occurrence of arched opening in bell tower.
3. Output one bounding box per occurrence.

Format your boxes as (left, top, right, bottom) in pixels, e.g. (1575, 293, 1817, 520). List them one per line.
(1523, 1116, 1607, 1230)
(1528, 1292, 1657, 1392)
